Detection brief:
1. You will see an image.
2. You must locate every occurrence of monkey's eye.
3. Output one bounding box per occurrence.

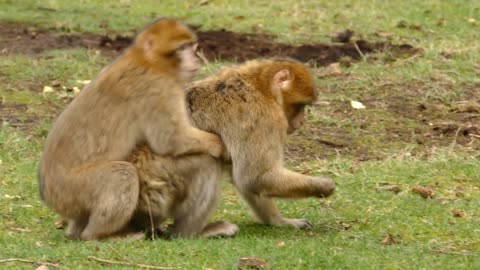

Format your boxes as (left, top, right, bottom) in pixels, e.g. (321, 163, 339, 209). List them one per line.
(294, 104, 305, 113)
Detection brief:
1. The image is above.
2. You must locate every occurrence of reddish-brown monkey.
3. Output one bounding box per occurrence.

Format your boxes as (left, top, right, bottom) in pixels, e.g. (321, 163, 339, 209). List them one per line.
(128, 58, 335, 238)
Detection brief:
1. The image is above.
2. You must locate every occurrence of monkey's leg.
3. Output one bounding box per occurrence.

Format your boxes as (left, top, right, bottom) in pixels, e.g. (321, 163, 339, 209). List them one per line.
(235, 169, 335, 229)
(65, 219, 88, 240)
(241, 192, 312, 229)
(170, 156, 238, 238)
(74, 161, 139, 241)
(257, 169, 335, 199)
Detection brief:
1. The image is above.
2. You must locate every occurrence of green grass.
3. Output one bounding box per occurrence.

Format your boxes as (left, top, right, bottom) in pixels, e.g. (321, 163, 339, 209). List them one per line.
(1, 0, 479, 269)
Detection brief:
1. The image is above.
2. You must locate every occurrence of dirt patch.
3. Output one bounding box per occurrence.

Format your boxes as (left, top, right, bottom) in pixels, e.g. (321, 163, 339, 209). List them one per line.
(286, 80, 480, 162)
(3, 21, 477, 162)
(0, 22, 419, 67)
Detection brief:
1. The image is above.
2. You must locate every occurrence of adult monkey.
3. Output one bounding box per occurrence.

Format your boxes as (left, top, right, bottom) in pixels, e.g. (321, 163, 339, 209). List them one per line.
(38, 19, 224, 241)
(128, 58, 335, 238)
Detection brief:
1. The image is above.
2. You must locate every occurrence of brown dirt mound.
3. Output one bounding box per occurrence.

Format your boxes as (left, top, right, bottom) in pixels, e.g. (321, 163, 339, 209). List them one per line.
(0, 22, 418, 66)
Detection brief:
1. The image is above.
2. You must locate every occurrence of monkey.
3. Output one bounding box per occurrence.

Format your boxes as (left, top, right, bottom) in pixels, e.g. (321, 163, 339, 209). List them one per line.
(127, 57, 336, 238)
(38, 18, 225, 241)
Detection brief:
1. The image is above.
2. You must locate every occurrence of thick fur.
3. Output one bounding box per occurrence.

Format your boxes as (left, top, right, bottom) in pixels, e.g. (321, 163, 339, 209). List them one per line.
(38, 19, 223, 241)
(129, 58, 335, 236)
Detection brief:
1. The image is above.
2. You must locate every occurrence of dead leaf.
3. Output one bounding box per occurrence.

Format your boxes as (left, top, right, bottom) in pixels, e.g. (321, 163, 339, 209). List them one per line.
(277, 241, 285, 248)
(376, 185, 402, 194)
(350, 100, 366, 109)
(198, 0, 209, 6)
(467, 18, 477, 24)
(340, 222, 352, 230)
(54, 219, 66, 229)
(51, 80, 61, 87)
(76, 80, 91, 85)
(234, 16, 245, 20)
(317, 63, 342, 77)
(73, 86, 81, 95)
(412, 186, 435, 199)
(238, 257, 269, 269)
(36, 265, 49, 270)
(42, 86, 54, 93)
(374, 31, 394, 38)
(382, 234, 396, 245)
(4, 194, 21, 199)
(453, 101, 480, 113)
(452, 210, 466, 218)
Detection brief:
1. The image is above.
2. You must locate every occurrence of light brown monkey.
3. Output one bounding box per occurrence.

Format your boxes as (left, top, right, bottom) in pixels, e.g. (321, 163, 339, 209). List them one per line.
(128, 58, 335, 238)
(38, 18, 224, 241)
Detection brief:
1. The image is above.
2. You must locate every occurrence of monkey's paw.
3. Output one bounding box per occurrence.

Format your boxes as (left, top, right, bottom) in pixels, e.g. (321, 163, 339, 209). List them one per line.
(201, 221, 239, 238)
(282, 218, 313, 229)
(314, 176, 336, 198)
(207, 134, 225, 158)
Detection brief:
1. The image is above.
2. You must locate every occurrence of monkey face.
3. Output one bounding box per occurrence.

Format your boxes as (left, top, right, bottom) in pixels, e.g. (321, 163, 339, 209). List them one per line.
(286, 104, 306, 134)
(177, 43, 200, 81)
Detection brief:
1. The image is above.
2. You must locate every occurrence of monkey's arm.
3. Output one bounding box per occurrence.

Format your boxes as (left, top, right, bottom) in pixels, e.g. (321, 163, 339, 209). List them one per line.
(142, 98, 224, 158)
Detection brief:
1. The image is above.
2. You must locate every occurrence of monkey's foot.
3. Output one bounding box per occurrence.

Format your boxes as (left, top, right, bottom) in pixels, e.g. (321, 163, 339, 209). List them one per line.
(109, 231, 146, 241)
(281, 218, 313, 229)
(201, 221, 239, 238)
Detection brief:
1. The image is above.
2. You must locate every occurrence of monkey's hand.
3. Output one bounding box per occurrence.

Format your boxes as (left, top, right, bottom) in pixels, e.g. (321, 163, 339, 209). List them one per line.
(313, 176, 336, 198)
(205, 133, 225, 158)
(280, 218, 313, 229)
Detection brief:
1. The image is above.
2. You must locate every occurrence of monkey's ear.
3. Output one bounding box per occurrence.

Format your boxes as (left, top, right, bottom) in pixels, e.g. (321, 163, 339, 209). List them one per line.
(273, 69, 291, 91)
(143, 38, 154, 52)
(271, 69, 291, 105)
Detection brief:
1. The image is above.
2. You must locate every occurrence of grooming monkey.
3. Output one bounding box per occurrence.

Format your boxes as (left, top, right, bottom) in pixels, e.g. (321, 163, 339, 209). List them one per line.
(38, 19, 224, 241)
(128, 58, 336, 238)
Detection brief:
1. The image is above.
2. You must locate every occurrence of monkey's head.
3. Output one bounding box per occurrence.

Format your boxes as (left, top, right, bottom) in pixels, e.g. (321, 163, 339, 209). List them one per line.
(134, 18, 200, 81)
(268, 59, 316, 134)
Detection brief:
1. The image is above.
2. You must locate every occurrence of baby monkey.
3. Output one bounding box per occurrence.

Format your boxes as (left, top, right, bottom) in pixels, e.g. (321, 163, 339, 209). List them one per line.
(128, 58, 335, 238)
(38, 19, 224, 241)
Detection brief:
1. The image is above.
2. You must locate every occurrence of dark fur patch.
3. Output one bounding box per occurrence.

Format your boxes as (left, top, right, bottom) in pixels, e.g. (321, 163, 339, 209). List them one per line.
(215, 82, 226, 93)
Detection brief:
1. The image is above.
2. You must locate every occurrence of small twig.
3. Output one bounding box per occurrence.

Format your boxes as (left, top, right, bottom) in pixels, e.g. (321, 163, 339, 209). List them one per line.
(145, 196, 156, 240)
(87, 256, 175, 269)
(433, 250, 474, 256)
(469, 133, 480, 139)
(196, 51, 216, 75)
(9, 227, 32, 233)
(0, 258, 60, 268)
(352, 41, 366, 59)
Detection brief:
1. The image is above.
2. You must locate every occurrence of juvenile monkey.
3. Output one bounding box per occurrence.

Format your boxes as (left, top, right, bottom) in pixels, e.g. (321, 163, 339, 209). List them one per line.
(128, 58, 335, 237)
(38, 19, 224, 241)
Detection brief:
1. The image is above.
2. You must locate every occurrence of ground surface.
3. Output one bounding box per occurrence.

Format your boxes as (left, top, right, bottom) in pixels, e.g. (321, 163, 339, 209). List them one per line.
(0, 1, 479, 270)
(1, 22, 478, 162)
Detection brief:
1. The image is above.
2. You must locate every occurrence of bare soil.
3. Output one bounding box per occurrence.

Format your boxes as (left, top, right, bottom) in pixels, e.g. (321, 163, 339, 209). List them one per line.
(1, 22, 478, 161)
(0, 22, 418, 66)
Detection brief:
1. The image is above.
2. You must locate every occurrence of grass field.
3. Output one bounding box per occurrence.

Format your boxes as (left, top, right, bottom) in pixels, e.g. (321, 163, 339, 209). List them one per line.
(0, 1, 479, 269)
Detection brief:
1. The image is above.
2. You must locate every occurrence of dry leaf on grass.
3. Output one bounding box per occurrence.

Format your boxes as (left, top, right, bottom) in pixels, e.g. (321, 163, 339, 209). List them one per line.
(382, 234, 397, 245)
(238, 257, 269, 269)
(36, 265, 49, 270)
(412, 186, 435, 199)
(54, 219, 66, 229)
(276, 241, 285, 248)
(376, 185, 402, 194)
(350, 100, 366, 109)
(317, 63, 342, 77)
(42, 86, 54, 93)
(452, 210, 466, 218)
